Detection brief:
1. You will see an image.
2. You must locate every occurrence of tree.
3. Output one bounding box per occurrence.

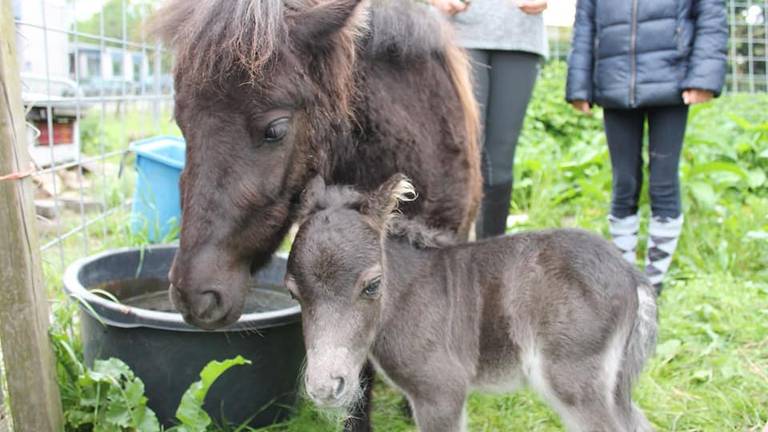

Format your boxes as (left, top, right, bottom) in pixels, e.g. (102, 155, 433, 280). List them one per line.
(74, 0, 155, 45)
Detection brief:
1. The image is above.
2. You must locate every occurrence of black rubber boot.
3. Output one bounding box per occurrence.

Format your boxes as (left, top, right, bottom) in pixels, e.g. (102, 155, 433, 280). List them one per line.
(475, 182, 513, 239)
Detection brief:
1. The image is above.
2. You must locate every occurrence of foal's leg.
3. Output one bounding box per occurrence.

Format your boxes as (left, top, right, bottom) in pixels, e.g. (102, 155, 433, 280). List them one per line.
(626, 402, 653, 432)
(343, 361, 375, 432)
(410, 386, 468, 432)
(532, 359, 626, 432)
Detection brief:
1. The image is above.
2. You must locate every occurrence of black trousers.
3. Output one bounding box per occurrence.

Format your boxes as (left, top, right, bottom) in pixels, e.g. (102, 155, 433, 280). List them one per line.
(603, 105, 689, 219)
(469, 49, 540, 238)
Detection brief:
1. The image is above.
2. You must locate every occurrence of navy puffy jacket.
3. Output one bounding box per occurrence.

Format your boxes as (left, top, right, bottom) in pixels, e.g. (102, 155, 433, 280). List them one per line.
(566, 0, 728, 109)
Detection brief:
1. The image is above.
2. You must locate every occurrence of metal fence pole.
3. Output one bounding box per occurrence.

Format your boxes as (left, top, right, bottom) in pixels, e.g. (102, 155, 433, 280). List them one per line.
(0, 0, 64, 430)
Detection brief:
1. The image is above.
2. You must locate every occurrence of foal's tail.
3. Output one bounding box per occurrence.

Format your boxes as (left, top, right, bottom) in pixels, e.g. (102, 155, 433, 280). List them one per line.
(624, 281, 658, 383)
(620, 279, 658, 430)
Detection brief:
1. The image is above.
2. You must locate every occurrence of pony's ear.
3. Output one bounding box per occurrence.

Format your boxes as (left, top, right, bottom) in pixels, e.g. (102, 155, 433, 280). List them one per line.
(362, 174, 417, 225)
(289, 0, 366, 49)
(299, 175, 327, 219)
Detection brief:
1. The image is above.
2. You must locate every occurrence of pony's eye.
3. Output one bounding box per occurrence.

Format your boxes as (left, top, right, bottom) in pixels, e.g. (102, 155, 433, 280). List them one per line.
(264, 118, 290, 143)
(362, 278, 381, 298)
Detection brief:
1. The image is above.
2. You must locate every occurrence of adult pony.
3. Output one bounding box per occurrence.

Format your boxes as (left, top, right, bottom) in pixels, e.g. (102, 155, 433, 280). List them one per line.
(153, 0, 480, 333)
(152, 0, 481, 427)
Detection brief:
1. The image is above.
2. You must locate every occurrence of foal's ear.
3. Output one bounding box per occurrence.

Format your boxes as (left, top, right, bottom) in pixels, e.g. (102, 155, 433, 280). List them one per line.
(363, 174, 417, 225)
(299, 175, 327, 219)
(289, 0, 366, 49)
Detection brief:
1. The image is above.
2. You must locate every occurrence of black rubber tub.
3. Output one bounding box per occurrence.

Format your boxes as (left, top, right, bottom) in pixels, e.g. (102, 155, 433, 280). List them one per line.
(63, 245, 304, 428)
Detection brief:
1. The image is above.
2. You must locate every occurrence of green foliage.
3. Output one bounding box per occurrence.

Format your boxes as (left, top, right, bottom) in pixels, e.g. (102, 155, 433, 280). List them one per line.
(74, 0, 154, 43)
(64, 358, 160, 432)
(50, 303, 251, 432)
(519, 62, 604, 151)
(79, 108, 180, 157)
(169, 357, 252, 432)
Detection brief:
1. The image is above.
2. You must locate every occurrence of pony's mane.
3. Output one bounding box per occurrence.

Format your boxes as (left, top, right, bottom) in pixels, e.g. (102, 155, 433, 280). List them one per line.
(150, 0, 290, 83)
(305, 185, 456, 249)
(365, 0, 446, 60)
(367, 0, 480, 173)
(151, 0, 450, 77)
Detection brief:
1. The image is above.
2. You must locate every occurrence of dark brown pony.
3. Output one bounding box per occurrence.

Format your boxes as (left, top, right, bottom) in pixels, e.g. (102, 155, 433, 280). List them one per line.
(152, 1, 481, 428)
(152, 0, 480, 330)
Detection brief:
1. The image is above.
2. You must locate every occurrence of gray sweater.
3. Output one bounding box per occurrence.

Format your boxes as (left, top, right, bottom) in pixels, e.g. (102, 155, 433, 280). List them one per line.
(450, 0, 548, 57)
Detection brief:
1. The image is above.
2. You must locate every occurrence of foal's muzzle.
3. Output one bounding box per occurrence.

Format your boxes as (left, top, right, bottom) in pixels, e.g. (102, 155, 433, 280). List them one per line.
(306, 376, 348, 407)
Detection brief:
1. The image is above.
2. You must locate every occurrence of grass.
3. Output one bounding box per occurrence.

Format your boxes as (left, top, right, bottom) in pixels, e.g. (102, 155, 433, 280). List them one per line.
(40, 63, 768, 431)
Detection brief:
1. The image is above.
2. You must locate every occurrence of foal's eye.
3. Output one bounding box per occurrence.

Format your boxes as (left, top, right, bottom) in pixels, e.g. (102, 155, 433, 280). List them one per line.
(362, 278, 381, 298)
(264, 118, 290, 143)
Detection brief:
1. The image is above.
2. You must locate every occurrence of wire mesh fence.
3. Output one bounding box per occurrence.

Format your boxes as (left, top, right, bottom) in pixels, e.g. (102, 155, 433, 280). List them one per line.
(728, 0, 768, 92)
(12, 0, 175, 280)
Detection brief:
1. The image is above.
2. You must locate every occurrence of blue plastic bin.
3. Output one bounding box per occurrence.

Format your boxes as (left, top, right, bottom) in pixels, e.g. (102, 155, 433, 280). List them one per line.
(129, 136, 185, 242)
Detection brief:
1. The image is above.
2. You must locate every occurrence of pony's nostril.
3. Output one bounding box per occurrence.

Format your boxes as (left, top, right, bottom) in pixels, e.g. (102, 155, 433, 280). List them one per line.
(194, 290, 224, 319)
(203, 290, 222, 307)
(332, 377, 345, 399)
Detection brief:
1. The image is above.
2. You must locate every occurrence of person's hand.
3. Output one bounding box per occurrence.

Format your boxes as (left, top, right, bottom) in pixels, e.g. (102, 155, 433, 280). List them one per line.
(431, 0, 468, 15)
(682, 89, 714, 105)
(571, 100, 592, 115)
(516, 0, 547, 15)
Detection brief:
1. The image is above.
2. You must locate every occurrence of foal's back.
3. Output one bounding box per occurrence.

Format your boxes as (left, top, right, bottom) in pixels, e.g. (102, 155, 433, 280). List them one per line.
(476, 228, 642, 323)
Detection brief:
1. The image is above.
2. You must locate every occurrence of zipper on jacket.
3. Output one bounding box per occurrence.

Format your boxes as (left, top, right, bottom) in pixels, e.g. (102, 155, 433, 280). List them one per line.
(629, 0, 639, 107)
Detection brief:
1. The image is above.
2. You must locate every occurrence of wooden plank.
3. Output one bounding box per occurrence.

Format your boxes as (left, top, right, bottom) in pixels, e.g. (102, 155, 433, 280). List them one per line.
(0, 1, 64, 431)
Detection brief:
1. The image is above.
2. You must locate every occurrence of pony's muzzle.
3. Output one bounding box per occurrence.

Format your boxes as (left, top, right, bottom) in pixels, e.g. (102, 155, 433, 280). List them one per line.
(169, 281, 236, 330)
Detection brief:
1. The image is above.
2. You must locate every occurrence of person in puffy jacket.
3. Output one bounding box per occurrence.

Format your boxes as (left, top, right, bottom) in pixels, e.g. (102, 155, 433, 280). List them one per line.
(566, 0, 728, 292)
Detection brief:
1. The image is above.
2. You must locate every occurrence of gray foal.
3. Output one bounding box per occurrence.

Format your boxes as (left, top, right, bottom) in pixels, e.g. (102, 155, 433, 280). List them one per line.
(286, 175, 658, 432)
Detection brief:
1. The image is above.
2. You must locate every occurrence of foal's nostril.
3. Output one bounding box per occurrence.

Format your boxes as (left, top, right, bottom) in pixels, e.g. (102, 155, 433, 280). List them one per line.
(332, 377, 345, 399)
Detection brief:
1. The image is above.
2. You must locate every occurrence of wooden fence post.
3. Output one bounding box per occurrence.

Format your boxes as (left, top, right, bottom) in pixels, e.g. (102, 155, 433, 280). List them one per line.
(0, 0, 64, 430)
(0, 383, 8, 432)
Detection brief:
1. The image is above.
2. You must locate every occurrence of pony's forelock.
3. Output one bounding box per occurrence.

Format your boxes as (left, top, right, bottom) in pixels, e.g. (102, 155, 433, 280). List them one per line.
(150, 0, 287, 83)
(150, 0, 367, 88)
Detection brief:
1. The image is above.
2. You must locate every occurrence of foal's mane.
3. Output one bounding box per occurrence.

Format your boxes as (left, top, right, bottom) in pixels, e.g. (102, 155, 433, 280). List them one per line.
(305, 185, 457, 249)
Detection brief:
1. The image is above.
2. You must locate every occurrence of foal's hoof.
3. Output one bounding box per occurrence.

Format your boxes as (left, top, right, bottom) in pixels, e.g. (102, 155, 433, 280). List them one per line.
(343, 417, 372, 432)
(399, 397, 414, 423)
(653, 282, 663, 296)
